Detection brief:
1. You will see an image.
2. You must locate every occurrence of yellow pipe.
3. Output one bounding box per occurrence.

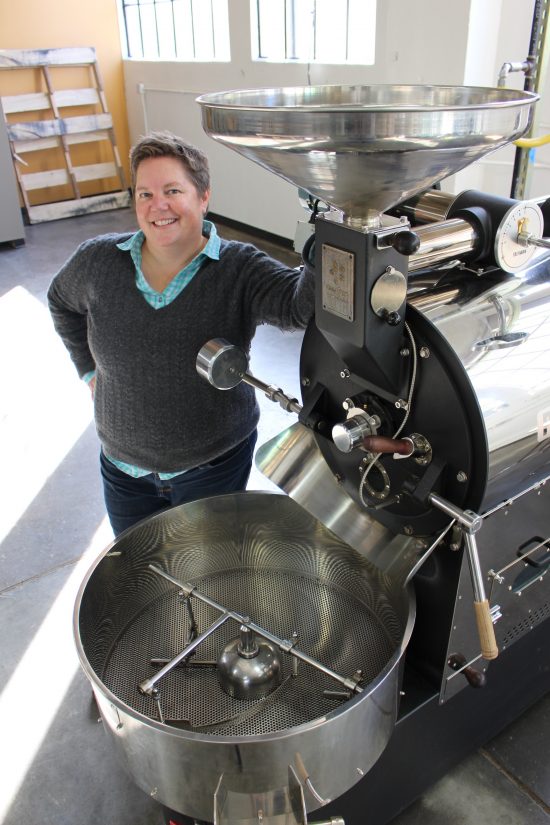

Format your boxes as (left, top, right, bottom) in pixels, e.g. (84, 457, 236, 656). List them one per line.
(514, 133, 550, 148)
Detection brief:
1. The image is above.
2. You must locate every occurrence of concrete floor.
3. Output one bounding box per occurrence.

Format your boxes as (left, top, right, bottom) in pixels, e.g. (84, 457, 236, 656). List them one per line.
(0, 207, 548, 825)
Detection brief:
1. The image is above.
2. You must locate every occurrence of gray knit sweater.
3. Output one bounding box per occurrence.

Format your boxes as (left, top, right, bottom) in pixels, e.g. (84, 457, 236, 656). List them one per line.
(48, 232, 314, 472)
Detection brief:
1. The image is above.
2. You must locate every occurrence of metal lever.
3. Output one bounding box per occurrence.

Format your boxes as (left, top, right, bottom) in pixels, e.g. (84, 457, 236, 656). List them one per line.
(447, 653, 487, 688)
(517, 230, 550, 250)
(196, 338, 302, 413)
(429, 493, 499, 660)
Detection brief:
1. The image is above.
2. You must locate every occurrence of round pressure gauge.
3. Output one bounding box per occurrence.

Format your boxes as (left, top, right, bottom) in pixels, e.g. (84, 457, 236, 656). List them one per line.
(494, 201, 544, 273)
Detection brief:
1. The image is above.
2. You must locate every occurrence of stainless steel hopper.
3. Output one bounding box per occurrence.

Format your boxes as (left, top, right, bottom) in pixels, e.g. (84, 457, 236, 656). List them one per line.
(197, 85, 538, 220)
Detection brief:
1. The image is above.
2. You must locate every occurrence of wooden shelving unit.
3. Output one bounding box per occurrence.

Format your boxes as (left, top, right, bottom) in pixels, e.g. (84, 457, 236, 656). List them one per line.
(0, 46, 131, 223)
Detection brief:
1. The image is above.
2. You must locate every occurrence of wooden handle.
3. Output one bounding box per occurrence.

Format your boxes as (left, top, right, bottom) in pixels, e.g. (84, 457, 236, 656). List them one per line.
(474, 600, 499, 660)
(362, 435, 413, 455)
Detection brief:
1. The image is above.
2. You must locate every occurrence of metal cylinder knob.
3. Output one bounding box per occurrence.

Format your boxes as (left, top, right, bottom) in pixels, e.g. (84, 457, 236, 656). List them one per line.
(332, 412, 379, 453)
(196, 338, 249, 389)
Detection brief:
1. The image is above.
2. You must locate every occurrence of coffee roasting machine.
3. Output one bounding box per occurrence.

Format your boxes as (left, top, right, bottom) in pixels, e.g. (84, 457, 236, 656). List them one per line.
(75, 86, 550, 825)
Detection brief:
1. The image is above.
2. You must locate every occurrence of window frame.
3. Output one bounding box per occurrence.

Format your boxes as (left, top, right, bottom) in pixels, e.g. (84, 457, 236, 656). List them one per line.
(252, 0, 377, 66)
(117, 0, 230, 62)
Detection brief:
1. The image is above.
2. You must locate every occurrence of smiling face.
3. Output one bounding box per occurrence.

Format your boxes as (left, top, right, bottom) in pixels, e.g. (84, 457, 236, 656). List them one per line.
(134, 155, 210, 255)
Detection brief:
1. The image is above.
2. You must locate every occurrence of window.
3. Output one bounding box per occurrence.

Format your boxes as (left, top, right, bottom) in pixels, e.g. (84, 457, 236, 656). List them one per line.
(252, 0, 376, 64)
(119, 0, 230, 61)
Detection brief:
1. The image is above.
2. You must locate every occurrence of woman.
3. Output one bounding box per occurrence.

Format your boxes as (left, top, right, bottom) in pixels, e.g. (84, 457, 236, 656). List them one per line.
(48, 131, 315, 536)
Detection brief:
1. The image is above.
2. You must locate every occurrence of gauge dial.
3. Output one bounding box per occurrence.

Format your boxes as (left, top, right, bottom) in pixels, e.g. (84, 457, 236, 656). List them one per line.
(494, 201, 544, 273)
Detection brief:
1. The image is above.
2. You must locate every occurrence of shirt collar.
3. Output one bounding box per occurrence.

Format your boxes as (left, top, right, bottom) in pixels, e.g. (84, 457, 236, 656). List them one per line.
(116, 220, 220, 261)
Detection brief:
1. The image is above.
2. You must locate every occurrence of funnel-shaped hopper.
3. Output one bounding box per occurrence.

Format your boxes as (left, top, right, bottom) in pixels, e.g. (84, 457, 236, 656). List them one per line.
(197, 85, 537, 220)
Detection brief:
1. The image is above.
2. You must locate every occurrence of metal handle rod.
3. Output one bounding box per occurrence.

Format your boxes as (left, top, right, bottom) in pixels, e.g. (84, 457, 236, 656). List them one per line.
(139, 612, 230, 695)
(238, 371, 303, 414)
(465, 530, 499, 660)
(463, 531, 486, 603)
(427, 493, 483, 531)
(428, 494, 498, 660)
(149, 564, 363, 694)
(518, 230, 550, 249)
(428, 493, 486, 601)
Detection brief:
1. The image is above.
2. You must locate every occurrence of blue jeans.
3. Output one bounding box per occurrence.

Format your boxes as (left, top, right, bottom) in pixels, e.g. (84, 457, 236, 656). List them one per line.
(100, 430, 257, 537)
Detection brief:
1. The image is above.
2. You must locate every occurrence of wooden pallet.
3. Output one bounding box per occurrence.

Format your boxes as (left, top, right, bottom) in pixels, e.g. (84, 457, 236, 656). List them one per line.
(0, 47, 131, 223)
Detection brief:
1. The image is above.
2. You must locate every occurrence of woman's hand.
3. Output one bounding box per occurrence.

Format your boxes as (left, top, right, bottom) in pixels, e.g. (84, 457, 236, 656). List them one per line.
(89, 375, 96, 399)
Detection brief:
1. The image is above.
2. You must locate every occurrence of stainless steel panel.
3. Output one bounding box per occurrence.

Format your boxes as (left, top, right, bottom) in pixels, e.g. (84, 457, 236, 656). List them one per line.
(441, 480, 550, 702)
(418, 257, 550, 505)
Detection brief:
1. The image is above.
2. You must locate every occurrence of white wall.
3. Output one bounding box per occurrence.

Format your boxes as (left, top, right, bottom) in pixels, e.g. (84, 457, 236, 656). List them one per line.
(455, 0, 550, 196)
(122, 0, 548, 240)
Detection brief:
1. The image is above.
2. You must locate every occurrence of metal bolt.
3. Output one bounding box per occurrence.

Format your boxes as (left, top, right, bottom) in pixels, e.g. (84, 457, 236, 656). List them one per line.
(400, 347, 410, 356)
(395, 398, 408, 410)
(456, 471, 468, 483)
(340, 368, 351, 379)
(291, 631, 299, 677)
(419, 346, 430, 358)
(301, 377, 310, 387)
(404, 525, 414, 535)
(334, 473, 344, 483)
(342, 397, 354, 410)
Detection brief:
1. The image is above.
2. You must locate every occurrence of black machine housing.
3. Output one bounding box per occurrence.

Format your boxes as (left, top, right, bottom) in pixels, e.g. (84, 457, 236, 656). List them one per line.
(294, 209, 550, 824)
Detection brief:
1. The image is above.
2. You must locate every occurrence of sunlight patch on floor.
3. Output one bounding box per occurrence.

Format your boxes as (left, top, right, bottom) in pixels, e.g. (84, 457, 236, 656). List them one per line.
(0, 517, 113, 822)
(0, 286, 93, 544)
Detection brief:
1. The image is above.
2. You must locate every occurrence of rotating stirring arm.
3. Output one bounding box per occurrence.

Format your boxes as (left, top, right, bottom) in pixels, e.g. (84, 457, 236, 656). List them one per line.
(139, 564, 364, 698)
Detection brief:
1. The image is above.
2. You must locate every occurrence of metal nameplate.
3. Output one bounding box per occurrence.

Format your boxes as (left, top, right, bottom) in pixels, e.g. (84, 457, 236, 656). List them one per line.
(321, 244, 355, 321)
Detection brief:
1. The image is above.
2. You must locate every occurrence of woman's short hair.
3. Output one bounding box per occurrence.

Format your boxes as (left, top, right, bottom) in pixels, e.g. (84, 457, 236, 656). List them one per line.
(130, 131, 210, 196)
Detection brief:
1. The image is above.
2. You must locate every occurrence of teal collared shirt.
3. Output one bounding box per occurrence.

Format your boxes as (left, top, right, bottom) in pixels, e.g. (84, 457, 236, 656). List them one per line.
(116, 220, 220, 309)
(87, 220, 220, 479)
